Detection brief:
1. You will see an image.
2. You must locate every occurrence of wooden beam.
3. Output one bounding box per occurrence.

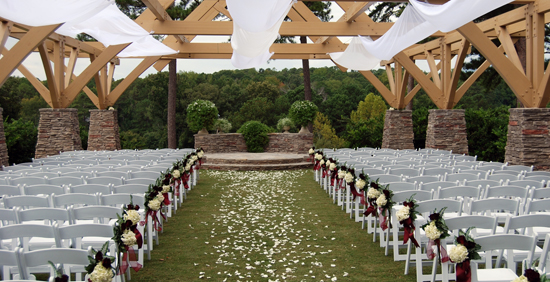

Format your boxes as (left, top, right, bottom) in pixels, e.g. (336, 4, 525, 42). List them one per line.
(359, 70, 396, 107)
(107, 62, 115, 95)
(457, 22, 534, 107)
(53, 40, 65, 94)
(38, 43, 60, 108)
(385, 64, 396, 94)
(0, 21, 12, 52)
(142, 0, 171, 21)
(425, 50, 441, 88)
(63, 43, 130, 108)
(65, 48, 78, 87)
(394, 52, 446, 109)
(445, 39, 470, 108)
(0, 24, 60, 88)
(536, 62, 550, 107)
(497, 26, 524, 74)
(107, 56, 161, 106)
(318, 2, 373, 44)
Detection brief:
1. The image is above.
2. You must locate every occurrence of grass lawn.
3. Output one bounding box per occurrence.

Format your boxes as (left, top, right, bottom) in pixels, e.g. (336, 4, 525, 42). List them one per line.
(130, 169, 418, 281)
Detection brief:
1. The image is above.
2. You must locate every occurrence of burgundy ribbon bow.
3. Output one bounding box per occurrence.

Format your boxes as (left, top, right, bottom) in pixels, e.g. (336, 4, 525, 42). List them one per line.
(427, 239, 450, 263)
(455, 260, 471, 282)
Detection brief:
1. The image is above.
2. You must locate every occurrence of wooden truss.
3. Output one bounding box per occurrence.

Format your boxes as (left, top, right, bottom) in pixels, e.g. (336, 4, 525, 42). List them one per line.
(1, 0, 549, 109)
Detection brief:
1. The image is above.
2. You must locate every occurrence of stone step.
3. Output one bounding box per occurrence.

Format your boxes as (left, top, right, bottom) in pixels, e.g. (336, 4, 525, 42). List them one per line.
(202, 162, 313, 171)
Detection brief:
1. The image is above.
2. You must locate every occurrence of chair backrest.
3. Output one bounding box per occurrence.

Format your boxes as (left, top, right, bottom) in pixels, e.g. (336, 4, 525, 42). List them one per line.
(491, 170, 522, 176)
(537, 233, 550, 274)
(95, 171, 129, 179)
(128, 170, 162, 180)
(464, 179, 502, 189)
(69, 183, 112, 195)
(468, 198, 520, 216)
(18, 248, 90, 280)
(486, 173, 519, 182)
(100, 193, 145, 207)
(17, 208, 71, 225)
(49, 167, 78, 174)
(0, 248, 22, 277)
(123, 178, 156, 186)
(503, 214, 550, 239)
(524, 171, 550, 178)
(26, 172, 60, 178)
(423, 167, 453, 176)
(0, 184, 22, 196)
(483, 185, 530, 200)
(523, 175, 550, 183)
(445, 215, 498, 237)
(0, 208, 18, 226)
(406, 175, 440, 184)
(475, 164, 504, 172)
(71, 206, 122, 224)
(85, 176, 124, 186)
(502, 164, 533, 172)
(368, 174, 402, 184)
(2, 195, 51, 209)
(51, 193, 99, 208)
(0, 224, 59, 250)
(384, 181, 416, 192)
(529, 188, 550, 200)
(56, 223, 114, 249)
(387, 168, 421, 177)
(416, 199, 463, 217)
(62, 171, 94, 179)
(9, 177, 46, 186)
(508, 179, 545, 189)
(112, 183, 149, 194)
(22, 184, 66, 196)
(392, 190, 433, 203)
(354, 168, 385, 176)
(418, 181, 458, 192)
(444, 172, 480, 183)
(524, 198, 550, 214)
(436, 185, 481, 200)
(47, 176, 84, 187)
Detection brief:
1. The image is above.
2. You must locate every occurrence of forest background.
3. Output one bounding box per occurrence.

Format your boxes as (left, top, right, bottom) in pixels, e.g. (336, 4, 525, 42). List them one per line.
(1, 65, 520, 165)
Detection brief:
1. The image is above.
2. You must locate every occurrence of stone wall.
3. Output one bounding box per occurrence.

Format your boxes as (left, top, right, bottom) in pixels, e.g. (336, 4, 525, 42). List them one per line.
(87, 109, 121, 151)
(505, 108, 550, 170)
(0, 108, 9, 167)
(265, 133, 313, 154)
(425, 109, 468, 155)
(381, 110, 414, 150)
(195, 133, 313, 153)
(35, 108, 82, 159)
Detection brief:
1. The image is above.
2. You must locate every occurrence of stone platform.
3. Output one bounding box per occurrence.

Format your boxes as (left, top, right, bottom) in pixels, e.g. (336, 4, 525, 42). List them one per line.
(202, 153, 313, 171)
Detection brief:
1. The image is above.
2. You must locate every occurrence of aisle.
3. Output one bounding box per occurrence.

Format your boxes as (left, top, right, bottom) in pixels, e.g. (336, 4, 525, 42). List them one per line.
(132, 170, 415, 281)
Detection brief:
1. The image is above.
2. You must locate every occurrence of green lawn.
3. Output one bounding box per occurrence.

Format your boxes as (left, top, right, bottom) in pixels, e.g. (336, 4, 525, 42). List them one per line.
(130, 169, 419, 281)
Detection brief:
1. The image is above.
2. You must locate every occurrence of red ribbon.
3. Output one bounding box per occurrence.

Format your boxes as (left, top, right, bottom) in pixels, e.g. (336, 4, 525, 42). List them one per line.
(339, 179, 346, 190)
(182, 173, 190, 189)
(363, 202, 377, 217)
(349, 184, 365, 205)
(322, 169, 328, 178)
(455, 260, 471, 282)
(314, 161, 320, 171)
(162, 193, 170, 206)
(379, 209, 389, 231)
(146, 210, 162, 232)
(173, 179, 180, 196)
(400, 218, 419, 248)
(120, 227, 143, 275)
(427, 239, 449, 263)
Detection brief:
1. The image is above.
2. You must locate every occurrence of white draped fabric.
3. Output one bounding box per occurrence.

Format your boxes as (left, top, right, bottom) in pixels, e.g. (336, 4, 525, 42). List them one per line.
(227, 0, 294, 69)
(0, 0, 113, 27)
(0, 0, 177, 58)
(330, 0, 513, 71)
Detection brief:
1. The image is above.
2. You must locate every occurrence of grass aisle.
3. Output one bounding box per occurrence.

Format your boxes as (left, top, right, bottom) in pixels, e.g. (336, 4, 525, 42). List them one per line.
(132, 170, 417, 281)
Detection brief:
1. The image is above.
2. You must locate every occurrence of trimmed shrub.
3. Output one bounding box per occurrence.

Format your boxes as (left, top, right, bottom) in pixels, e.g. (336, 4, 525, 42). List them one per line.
(186, 99, 218, 132)
(289, 100, 318, 127)
(237, 121, 273, 152)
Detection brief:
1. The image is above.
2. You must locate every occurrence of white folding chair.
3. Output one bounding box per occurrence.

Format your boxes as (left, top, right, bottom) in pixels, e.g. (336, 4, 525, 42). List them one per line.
(85, 176, 124, 186)
(471, 234, 537, 282)
(47, 176, 85, 187)
(503, 214, 550, 270)
(51, 193, 99, 208)
(18, 248, 92, 281)
(22, 184, 66, 196)
(0, 248, 22, 280)
(69, 183, 112, 195)
(2, 195, 51, 210)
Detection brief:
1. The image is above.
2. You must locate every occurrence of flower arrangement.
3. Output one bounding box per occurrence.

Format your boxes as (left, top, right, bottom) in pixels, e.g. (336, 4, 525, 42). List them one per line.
(376, 184, 395, 231)
(397, 194, 420, 248)
(213, 118, 232, 133)
(313, 151, 323, 171)
(328, 158, 339, 186)
(48, 261, 68, 282)
(351, 171, 368, 205)
(288, 100, 318, 128)
(186, 99, 219, 133)
(512, 267, 549, 282)
(144, 183, 166, 232)
(276, 117, 295, 132)
(113, 197, 143, 275)
(421, 208, 450, 263)
(85, 242, 116, 282)
(449, 227, 481, 282)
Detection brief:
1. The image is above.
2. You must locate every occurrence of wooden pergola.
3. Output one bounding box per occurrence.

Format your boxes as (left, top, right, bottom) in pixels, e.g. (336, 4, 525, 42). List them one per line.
(0, 0, 549, 111)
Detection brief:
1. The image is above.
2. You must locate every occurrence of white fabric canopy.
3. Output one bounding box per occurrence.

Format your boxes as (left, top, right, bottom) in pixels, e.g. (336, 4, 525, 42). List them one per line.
(410, 0, 514, 33)
(227, 0, 294, 69)
(330, 0, 514, 71)
(0, 0, 112, 27)
(0, 1, 176, 58)
(329, 37, 380, 71)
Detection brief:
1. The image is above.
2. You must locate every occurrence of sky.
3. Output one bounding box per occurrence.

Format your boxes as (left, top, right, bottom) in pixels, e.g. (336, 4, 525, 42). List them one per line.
(6, 6, 352, 82)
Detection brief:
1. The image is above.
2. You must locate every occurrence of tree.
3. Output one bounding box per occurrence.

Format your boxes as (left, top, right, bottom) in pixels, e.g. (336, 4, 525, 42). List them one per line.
(350, 93, 387, 122)
(313, 112, 346, 148)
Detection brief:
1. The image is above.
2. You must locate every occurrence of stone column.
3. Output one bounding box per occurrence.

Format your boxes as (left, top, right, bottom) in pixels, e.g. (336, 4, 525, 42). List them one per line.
(35, 108, 82, 159)
(87, 109, 121, 151)
(425, 109, 468, 155)
(505, 108, 550, 170)
(0, 108, 9, 167)
(381, 109, 414, 150)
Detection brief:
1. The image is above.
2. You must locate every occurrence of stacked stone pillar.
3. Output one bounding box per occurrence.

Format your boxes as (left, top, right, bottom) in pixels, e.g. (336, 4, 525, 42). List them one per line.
(35, 108, 82, 159)
(505, 108, 550, 170)
(87, 109, 121, 151)
(0, 108, 9, 167)
(381, 109, 414, 150)
(425, 109, 468, 155)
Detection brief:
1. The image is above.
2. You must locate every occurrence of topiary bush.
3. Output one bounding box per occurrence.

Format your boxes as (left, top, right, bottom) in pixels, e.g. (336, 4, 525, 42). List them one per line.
(276, 117, 295, 132)
(237, 121, 273, 152)
(288, 100, 318, 128)
(212, 118, 232, 133)
(186, 99, 218, 132)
